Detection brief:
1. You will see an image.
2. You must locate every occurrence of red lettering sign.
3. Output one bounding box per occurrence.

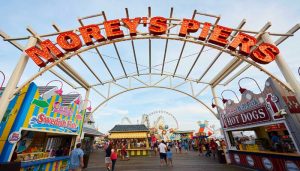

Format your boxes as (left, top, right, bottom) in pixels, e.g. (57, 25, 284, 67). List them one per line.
(222, 106, 271, 128)
(179, 19, 200, 37)
(122, 17, 141, 36)
(104, 19, 124, 40)
(149, 16, 167, 35)
(208, 25, 232, 47)
(24, 16, 281, 68)
(79, 24, 106, 45)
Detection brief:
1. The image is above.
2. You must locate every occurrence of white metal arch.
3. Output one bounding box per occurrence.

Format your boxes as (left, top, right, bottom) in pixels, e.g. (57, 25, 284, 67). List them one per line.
(11, 35, 295, 95)
(89, 78, 218, 119)
(1, 7, 300, 126)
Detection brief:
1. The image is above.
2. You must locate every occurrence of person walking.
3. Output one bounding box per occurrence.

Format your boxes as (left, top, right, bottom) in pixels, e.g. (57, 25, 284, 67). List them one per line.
(158, 140, 167, 166)
(110, 149, 118, 171)
(121, 143, 128, 160)
(174, 141, 179, 153)
(153, 141, 158, 156)
(184, 141, 189, 153)
(69, 143, 84, 171)
(210, 139, 218, 159)
(178, 142, 182, 154)
(204, 141, 211, 157)
(198, 140, 203, 156)
(166, 148, 173, 167)
(105, 143, 112, 171)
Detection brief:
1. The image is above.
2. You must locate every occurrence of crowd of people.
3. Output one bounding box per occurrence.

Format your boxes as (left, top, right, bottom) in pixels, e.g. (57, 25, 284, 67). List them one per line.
(69, 138, 226, 171)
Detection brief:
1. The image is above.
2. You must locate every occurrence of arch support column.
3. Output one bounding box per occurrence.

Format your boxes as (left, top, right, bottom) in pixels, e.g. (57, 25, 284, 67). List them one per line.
(0, 37, 37, 122)
(262, 33, 300, 102)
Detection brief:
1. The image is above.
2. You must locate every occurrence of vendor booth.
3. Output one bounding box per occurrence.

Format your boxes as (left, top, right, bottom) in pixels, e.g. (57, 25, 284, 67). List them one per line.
(173, 130, 194, 141)
(217, 78, 300, 171)
(109, 124, 150, 156)
(0, 82, 85, 171)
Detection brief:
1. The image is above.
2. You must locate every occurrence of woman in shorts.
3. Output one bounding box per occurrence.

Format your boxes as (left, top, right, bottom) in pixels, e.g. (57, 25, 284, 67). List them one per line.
(105, 143, 112, 171)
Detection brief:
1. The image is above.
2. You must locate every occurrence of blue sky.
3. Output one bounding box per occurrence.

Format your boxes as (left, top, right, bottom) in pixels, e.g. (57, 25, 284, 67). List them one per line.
(1, 0, 300, 133)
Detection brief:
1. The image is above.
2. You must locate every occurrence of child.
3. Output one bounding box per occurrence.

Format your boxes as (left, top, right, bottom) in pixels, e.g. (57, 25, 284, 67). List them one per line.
(111, 149, 118, 171)
(166, 148, 173, 166)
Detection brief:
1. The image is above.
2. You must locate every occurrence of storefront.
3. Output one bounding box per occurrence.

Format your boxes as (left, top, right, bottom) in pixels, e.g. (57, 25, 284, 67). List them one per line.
(173, 130, 194, 141)
(218, 78, 300, 171)
(108, 124, 150, 156)
(0, 82, 84, 171)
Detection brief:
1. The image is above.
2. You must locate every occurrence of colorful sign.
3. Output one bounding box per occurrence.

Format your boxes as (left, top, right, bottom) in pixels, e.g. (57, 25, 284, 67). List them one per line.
(29, 113, 78, 132)
(8, 131, 21, 144)
(222, 106, 271, 128)
(25, 17, 280, 68)
(53, 102, 73, 117)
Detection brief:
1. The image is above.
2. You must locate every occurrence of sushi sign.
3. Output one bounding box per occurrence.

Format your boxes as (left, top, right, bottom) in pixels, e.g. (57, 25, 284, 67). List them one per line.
(25, 16, 280, 68)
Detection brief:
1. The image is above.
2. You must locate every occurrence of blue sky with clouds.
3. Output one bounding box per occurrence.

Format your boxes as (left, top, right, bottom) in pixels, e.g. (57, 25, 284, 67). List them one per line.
(1, 0, 300, 133)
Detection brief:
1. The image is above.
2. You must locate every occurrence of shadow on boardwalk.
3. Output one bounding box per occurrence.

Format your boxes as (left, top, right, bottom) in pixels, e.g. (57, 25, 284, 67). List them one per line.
(84, 149, 252, 171)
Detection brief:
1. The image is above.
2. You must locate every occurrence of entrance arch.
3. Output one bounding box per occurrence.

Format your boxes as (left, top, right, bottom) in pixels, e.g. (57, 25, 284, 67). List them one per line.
(0, 7, 299, 125)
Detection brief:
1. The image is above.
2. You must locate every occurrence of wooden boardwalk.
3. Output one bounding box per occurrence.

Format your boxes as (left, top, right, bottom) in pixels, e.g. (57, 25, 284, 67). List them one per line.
(84, 149, 252, 171)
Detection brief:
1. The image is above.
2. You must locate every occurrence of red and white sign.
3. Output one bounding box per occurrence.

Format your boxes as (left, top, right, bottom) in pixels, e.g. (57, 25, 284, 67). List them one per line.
(222, 106, 271, 128)
(8, 131, 21, 144)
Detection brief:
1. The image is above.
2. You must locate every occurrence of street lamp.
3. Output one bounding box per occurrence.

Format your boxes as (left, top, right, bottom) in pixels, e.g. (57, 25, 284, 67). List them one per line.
(211, 97, 223, 108)
(221, 89, 239, 104)
(66, 91, 82, 105)
(41, 80, 64, 98)
(238, 77, 262, 94)
(83, 99, 92, 111)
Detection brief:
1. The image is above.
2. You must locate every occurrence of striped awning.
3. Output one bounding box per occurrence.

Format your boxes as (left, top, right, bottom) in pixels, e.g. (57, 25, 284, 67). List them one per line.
(109, 132, 148, 139)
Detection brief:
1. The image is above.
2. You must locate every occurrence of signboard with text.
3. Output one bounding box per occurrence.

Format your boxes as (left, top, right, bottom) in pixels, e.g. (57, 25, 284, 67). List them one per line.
(222, 106, 271, 128)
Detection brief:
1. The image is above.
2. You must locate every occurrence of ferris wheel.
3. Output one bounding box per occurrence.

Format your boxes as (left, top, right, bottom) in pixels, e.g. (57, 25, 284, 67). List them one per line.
(141, 110, 179, 130)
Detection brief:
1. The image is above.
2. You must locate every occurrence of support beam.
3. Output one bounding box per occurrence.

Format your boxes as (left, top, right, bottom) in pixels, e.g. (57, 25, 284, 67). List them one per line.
(196, 19, 246, 82)
(125, 8, 140, 76)
(77, 54, 103, 85)
(173, 41, 186, 76)
(79, 88, 91, 140)
(95, 48, 115, 81)
(113, 43, 128, 77)
(49, 69, 77, 89)
(57, 61, 89, 89)
(262, 33, 300, 102)
(210, 22, 271, 87)
(0, 36, 37, 124)
(29, 25, 90, 89)
(185, 16, 221, 80)
(161, 7, 174, 75)
(223, 24, 300, 86)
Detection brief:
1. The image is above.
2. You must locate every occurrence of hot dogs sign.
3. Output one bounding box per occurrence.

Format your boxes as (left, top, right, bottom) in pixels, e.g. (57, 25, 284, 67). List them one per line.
(219, 78, 295, 129)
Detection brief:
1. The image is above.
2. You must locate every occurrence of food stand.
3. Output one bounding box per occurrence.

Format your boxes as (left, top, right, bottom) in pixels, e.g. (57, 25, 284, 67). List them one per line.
(108, 124, 150, 156)
(173, 130, 194, 141)
(0, 82, 84, 171)
(217, 78, 300, 171)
